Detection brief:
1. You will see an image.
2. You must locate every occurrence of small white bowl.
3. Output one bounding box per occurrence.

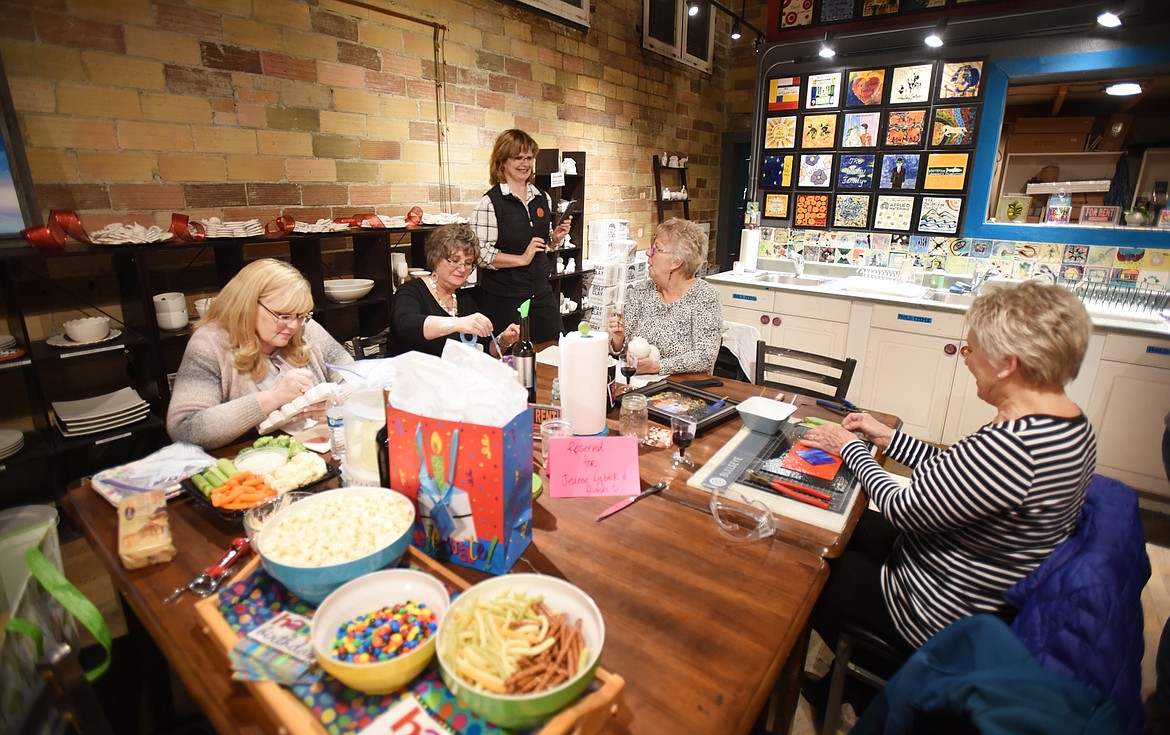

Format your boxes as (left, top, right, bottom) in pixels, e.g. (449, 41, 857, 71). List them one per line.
(736, 396, 798, 435)
(324, 278, 375, 304)
(156, 309, 189, 331)
(63, 316, 110, 343)
(194, 297, 214, 318)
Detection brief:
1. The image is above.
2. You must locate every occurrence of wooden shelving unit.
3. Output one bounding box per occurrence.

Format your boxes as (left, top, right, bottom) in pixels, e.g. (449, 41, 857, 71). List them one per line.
(535, 149, 592, 333)
(653, 155, 690, 222)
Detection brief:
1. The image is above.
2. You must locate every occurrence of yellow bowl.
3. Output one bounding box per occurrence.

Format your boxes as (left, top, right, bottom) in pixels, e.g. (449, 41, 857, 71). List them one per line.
(310, 569, 450, 694)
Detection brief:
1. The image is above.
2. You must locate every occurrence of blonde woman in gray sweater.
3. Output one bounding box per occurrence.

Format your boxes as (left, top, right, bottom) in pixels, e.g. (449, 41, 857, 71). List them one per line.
(167, 258, 353, 449)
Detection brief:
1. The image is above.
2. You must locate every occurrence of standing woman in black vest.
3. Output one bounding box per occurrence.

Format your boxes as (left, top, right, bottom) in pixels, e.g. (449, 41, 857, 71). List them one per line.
(470, 129, 572, 344)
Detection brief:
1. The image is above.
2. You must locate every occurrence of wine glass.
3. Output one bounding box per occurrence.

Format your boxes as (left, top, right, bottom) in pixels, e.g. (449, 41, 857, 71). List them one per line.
(620, 348, 638, 388)
(670, 415, 697, 469)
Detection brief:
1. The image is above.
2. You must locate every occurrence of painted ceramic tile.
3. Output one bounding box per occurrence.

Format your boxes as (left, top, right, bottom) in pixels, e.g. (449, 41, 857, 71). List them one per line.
(884, 110, 926, 146)
(969, 239, 991, 258)
(990, 240, 1015, 258)
(925, 254, 946, 271)
(802, 114, 838, 148)
(873, 195, 915, 231)
(1014, 242, 1040, 260)
(938, 61, 984, 99)
(834, 246, 854, 263)
(841, 112, 880, 147)
(759, 228, 779, 258)
(768, 77, 802, 111)
(764, 193, 790, 218)
(802, 245, 825, 261)
(863, 0, 900, 16)
(918, 196, 962, 234)
(989, 257, 1015, 275)
(1147, 250, 1168, 269)
(890, 234, 910, 249)
(798, 154, 834, 187)
(871, 233, 892, 250)
(794, 194, 830, 227)
(1139, 269, 1168, 285)
(947, 238, 970, 256)
(1111, 267, 1139, 283)
(761, 154, 795, 188)
(773, 228, 792, 247)
(1036, 242, 1062, 262)
(922, 152, 968, 191)
(819, 247, 838, 263)
(931, 107, 978, 146)
(1061, 264, 1085, 281)
(1086, 246, 1118, 267)
(1116, 247, 1147, 268)
(780, 0, 813, 28)
(879, 153, 919, 189)
(868, 249, 890, 267)
(851, 248, 869, 264)
(764, 116, 798, 148)
(889, 64, 933, 104)
(806, 72, 843, 109)
(908, 235, 930, 253)
(1012, 260, 1035, 279)
(820, 0, 855, 23)
(887, 251, 910, 269)
(846, 69, 886, 107)
(946, 255, 975, 275)
(1084, 266, 1109, 283)
(834, 194, 871, 228)
(837, 154, 875, 189)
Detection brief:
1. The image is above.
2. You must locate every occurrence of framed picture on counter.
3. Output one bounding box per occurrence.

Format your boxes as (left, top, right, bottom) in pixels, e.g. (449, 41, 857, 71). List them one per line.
(764, 193, 790, 219)
(1078, 205, 1121, 226)
(1158, 209, 1170, 229)
(623, 380, 740, 435)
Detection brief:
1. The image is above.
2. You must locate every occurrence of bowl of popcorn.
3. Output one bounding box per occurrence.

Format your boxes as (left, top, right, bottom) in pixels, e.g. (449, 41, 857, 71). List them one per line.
(435, 574, 605, 728)
(256, 486, 415, 604)
(310, 569, 450, 694)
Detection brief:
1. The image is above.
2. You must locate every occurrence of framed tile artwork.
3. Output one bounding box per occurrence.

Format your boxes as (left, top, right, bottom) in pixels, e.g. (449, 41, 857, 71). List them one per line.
(878, 153, 920, 190)
(937, 61, 984, 100)
(798, 154, 834, 188)
(806, 72, 843, 109)
(761, 154, 795, 188)
(873, 195, 916, 231)
(884, 109, 926, 147)
(781, 0, 814, 28)
(862, 0, 901, 16)
(764, 115, 798, 149)
(918, 196, 963, 234)
(845, 69, 886, 107)
(931, 107, 979, 146)
(841, 111, 880, 148)
(764, 193, 790, 219)
(834, 194, 872, 228)
(820, 0, 857, 23)
(837, 154, 876, 189)
(794, 193, 831, 228)
(889, 63, 933, 105)
(922, 152, 969, 191)
(767, 76, 802, 112)
(801, 114, 838, 148)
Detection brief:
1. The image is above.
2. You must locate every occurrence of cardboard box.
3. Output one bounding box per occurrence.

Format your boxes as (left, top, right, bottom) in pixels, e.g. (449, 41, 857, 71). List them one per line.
(1013, 117, 1095, 135)
(1006, 133, 1087, 153)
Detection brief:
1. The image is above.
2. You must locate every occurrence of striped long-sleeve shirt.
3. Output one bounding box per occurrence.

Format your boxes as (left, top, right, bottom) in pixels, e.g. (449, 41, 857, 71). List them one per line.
(840, 414, 1096, 647)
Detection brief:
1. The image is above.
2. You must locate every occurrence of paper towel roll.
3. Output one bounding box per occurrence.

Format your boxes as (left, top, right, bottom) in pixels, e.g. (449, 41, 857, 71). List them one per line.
(558, 331, 608, 435)
(740, 229, 760, 271)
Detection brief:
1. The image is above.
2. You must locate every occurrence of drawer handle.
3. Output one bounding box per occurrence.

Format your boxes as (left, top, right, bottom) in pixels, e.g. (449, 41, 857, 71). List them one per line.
(944, 343, 957, 356)
(759, 315, 770, 325)
(959, 344, 971, 357)
(772, 317, 781, 326)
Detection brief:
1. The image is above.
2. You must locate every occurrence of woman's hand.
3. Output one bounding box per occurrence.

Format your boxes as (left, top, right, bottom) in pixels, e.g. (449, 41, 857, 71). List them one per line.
(637, 356, 659, 375)
(521, 237, 547, 265)
(606, 309, 625, 352)
(259, 367, 314, 414)
(455, 313, 493, 338)
(804, 413, 895, 453)
(552, 215, 572, 245)
(499, 323, 520, 350)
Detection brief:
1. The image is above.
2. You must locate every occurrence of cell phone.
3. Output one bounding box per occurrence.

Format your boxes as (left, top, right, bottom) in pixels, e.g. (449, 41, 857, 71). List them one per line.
(682, 378, 723, 389)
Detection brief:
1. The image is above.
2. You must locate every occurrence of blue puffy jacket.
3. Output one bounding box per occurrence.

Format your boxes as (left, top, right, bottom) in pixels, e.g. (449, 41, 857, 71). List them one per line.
(1004, 474, 1150, 735)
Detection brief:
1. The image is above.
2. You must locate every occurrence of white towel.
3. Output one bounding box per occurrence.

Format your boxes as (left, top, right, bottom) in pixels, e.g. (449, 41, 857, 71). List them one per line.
(721, 321, 761, 383)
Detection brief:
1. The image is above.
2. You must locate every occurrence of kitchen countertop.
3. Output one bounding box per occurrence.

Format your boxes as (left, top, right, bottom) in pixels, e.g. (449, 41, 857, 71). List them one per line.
(707, 269, 1170, 339)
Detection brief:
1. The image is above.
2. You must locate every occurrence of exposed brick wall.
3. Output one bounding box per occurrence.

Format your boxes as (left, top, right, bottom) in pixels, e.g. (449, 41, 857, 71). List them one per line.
(0, 0, 762, 250)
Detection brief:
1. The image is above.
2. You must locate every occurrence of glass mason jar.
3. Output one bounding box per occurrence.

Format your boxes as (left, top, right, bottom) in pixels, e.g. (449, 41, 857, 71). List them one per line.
(620, 393, 649, 443)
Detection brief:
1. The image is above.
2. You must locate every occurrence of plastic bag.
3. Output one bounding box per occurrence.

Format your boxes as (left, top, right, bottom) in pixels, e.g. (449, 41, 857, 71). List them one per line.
(90, 442, 217, 506)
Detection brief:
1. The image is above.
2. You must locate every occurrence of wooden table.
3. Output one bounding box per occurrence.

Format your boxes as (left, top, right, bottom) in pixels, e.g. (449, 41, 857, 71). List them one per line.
(61, 367, 885, 735)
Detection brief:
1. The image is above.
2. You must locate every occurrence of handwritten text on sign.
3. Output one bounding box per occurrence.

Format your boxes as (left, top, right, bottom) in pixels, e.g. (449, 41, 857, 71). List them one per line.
(548, 435, 640, 498)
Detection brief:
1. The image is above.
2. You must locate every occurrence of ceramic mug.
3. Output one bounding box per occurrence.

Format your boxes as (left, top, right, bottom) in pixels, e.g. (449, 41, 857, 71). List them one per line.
(157, 308, 189, 330)
(153, 292, 186, 313)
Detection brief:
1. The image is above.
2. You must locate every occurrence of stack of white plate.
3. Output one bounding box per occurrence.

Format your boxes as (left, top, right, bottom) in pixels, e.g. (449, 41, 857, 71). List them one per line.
(0, 429, 24, 460)
(51, 387, 150, 438)
(199, 218, 265, 238)
(0, 334, 15, 349)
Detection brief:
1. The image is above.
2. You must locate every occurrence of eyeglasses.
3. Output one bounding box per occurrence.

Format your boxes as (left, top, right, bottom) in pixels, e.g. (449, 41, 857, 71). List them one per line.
(509, 155, 536, 164)
(648, 242, 675, 257)
(258, 301, 312, 326)
(445, 257, 476, 271)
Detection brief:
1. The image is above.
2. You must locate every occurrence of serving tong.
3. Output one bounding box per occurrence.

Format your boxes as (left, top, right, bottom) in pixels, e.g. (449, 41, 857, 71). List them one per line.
(163, 537, 251, 604)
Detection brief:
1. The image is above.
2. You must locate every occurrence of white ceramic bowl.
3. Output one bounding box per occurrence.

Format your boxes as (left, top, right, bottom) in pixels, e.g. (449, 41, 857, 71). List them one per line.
(736, 396, 798, 435)
(63, 316, 110, 343)
(156, 309, 189, 330)
(324, 278, 375, 304)
(194, 297, 214, 318)
(153, 292, 186, 313)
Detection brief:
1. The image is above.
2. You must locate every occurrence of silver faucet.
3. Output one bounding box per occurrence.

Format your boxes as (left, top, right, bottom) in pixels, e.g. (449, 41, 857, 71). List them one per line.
(788, 249, 805, 277)
(971, 263, 999, 295)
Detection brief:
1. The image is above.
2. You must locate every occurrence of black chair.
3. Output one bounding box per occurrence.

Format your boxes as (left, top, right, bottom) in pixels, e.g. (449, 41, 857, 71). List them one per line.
(12, 643, 114, 735)
(713, 344, 749, 382)
(754, 341, 857, 401)
(820, 623, 913, 735)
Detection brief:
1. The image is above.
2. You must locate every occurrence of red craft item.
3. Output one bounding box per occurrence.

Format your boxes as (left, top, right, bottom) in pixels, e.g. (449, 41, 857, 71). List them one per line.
(780, 440, 842, 481)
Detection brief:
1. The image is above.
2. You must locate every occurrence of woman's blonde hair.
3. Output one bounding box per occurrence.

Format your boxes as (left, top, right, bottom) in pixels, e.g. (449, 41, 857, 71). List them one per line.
(197, 258, 315, 381)
(425, 223, 480, 271)
(489, 129, 538, 187)
(966, 280, 1091, 388)
(653, 218, 709, 279)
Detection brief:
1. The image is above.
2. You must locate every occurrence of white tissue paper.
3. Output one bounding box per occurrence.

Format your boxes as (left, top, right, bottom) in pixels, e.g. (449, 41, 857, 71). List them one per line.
(387, 342, 528, 426)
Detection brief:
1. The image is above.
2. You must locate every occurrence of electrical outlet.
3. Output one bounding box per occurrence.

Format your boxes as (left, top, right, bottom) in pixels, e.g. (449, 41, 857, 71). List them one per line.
(637, 228, 644, 238)
(640, 192, 646, 199)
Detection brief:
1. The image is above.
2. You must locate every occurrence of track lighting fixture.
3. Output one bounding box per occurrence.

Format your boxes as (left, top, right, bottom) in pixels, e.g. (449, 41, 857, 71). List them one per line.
(1096, 8, 1122, 27)
(730, 20, 742, 40)
(1105, 81, 1142, 96)
(688, 0, 699, 18)
(818, 33, 836, 58)
(925, 19, 946, 48)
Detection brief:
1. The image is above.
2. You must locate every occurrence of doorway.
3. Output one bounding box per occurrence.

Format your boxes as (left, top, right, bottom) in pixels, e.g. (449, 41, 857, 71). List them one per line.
(716, 131, 752, 273)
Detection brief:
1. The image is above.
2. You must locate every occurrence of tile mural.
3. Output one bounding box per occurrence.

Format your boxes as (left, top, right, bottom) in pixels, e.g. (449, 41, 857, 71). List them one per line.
(750, 227, 1170, 286)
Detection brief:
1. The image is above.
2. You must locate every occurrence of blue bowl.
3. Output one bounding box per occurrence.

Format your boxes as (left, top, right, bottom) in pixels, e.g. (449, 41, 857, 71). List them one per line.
(256, 486, 415, 604)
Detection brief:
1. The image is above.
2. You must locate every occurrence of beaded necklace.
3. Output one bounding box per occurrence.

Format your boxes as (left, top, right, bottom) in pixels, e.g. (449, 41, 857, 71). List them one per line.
(427, 274, 458, 317)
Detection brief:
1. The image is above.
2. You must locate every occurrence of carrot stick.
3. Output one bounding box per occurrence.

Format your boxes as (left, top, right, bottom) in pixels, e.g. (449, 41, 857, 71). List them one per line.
(227, 471, 253, 484)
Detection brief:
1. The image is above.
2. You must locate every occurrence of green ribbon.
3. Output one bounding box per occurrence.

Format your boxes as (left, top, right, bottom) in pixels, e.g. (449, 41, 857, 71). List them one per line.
(4, 546, 112, 681)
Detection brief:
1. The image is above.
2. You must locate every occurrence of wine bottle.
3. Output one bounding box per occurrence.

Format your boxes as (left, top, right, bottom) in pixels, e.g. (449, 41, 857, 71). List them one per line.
(515, 299, 537, 404)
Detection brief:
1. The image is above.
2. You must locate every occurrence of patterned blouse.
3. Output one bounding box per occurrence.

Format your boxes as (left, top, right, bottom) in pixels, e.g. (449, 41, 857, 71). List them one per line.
(622, 278, 723, 374)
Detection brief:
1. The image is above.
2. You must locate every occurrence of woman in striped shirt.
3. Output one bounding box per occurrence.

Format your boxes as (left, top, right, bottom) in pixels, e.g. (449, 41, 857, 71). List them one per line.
(802, 280, 1096, 663)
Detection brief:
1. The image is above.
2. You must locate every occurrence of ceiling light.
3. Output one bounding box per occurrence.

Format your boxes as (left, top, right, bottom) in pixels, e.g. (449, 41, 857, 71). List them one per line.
(688, 0, 699, 17)
(1105, 82, 1142, 96)
(925, 19, 946, 48)
(731, 20, 742, 40)
(1097, 10, 1122, 27)
(818, 33, 836, 58)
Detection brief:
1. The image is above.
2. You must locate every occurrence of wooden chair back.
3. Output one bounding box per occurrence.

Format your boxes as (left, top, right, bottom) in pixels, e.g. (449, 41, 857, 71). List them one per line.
(753, 341, 856, 401)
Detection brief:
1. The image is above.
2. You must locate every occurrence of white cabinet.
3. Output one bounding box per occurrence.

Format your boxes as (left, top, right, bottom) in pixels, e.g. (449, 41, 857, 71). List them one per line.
(857, 304, 992, 443)
(1086, 333, 1170, 500)
(941, 353, 998, 445)
(713, 282, 851, 358)
(1132, 148, 1170, 210)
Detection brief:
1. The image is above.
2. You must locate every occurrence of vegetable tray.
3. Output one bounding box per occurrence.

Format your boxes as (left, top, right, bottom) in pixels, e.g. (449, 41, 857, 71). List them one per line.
(179, 463, 341, 521)
(195, 549, 624, 735)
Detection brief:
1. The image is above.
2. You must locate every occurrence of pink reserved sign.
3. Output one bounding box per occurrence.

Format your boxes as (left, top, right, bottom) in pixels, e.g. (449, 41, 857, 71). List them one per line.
(548, 436, 641, 498)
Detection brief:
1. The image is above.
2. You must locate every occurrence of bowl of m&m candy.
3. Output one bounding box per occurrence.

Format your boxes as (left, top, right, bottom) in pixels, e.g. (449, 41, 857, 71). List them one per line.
(310, 569, 450, 693)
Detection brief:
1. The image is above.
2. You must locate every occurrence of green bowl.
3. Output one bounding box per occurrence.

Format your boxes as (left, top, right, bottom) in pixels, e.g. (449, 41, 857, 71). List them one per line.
(436, 573, 605, 728)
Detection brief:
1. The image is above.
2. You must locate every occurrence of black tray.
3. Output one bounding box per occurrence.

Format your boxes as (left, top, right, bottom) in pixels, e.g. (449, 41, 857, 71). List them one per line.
(621, 379, 740, 435)
(179, 461, 341, 521)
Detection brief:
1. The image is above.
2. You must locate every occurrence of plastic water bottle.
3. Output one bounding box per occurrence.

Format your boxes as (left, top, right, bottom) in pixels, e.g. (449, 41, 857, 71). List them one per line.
(326, 392, 346, 464)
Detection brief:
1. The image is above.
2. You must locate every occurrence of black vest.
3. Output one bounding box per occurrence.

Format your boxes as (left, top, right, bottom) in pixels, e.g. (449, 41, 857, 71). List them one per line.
(481, 184, 553, 298)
